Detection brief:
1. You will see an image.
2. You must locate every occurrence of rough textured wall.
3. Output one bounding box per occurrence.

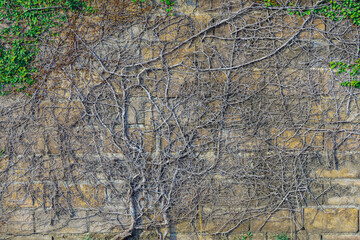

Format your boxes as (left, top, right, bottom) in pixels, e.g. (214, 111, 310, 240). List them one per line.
(1, 0, 360, 239)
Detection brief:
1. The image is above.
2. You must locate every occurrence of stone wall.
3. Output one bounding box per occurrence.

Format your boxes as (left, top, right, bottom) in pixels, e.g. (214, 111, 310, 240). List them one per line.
(1, 0, 360, 239)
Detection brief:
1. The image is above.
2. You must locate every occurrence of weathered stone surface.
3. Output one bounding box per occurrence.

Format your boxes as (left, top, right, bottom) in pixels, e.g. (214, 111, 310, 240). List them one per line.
(250, 210, 294, 232)
(128, 97, 146, 125)
(3, 235, 51, 240)
(304, 208, 358, 233)
(327, 196, 360, 205)
(227, 232, 265, 240)
(35, 210, 87, 234)
(317, 168, 360, 178)
(89, 213, 128, 233)
(322, 235, 360, 240)
(0, 221, 33, 234)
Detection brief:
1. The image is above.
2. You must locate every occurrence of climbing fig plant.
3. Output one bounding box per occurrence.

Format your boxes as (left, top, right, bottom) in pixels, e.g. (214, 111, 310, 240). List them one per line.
(0, 0, 94, 95)
(262, 0, 360, 88)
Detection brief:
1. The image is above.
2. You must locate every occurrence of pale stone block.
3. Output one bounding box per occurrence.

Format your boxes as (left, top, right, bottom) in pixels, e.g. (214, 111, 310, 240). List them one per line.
(304, 208, 358, 233)
(322, 235, 360, 240)
(317, 168, 360, 178)
(35, 210, 87, 234)
(250, 210, 294, 232)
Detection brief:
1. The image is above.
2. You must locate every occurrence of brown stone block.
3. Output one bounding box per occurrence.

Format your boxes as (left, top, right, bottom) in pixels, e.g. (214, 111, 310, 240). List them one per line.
(309, 234, 322, 240)
(327, 196, 360, 205)
(89, 216, 121, 233)
(165, 44, 196, 66)
(101, 127, 121, 153)
(34, 129, 60, 155)
(35, 210, 87, 234)
(38, 100, 84, 127)
(271, 128, 303, 149)
(37, 101, 58, 127)
(299, 18, 326, 39)
(304, 208, 358, 233)
(53, 101, 84, 126)
(175, 0, 197, 16)
(4, 209, 33, 224)
(168, 233, 196, 240)
(175, 221, 197, 233)
(338, 134, 360, 152)
(227, 232, 265, 240)
(202, 218, 249, 234)
(2, 184, 45, 208)
(251, 233, 266, 240)
(250, 210, 294, 232)
(322, 235, 360, 240)
(149, 71, 188, 98)
(193, 14, 212, 31)
(141, 43, 162, 67)
(296, 231, 322, 240)
(71, 184, 105, 208)
(276, 15, 325, 40)
(0, 221, 33, 234)
(9, 235, 50, 240)
(128, 97, 146, 125)
(317, 168, 360, 178)
(333, 179, 360, 187)
(156, 17, 195, 43)
(197, 0, 222, 11)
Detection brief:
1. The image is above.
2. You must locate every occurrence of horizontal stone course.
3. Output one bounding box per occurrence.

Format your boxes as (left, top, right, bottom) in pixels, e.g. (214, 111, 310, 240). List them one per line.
(322, 235, 360, 240)
(304, 208, 358, 233)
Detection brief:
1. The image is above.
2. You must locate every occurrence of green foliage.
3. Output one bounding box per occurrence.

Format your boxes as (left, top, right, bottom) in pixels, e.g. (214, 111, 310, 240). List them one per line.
(261, 0, 360, 89)
(0, 0, 93, 95)
(274, 233, 290, 240)
(0, 148, 5, 157)
(286, 0, 360, 25)
(234, 232, 253, 240)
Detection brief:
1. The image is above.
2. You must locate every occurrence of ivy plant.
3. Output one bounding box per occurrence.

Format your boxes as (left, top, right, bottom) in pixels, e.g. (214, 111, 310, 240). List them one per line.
(234, 232, 253, 240)
(261, 0, 360, 88)
(274, 233, 290, 240)
(0, 0, 94, 95)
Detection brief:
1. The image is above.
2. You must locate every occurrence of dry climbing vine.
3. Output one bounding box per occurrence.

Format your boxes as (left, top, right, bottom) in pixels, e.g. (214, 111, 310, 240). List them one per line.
(0, 0, 359, 239)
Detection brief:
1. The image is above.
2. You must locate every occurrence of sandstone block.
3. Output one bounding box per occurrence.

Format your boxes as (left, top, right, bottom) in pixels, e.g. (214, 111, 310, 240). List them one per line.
(5, 235, 50, 240)
(128, 97, 145, 125)
(35, 210, 87, 234)
(71, 184, 106, 208)
(197, 0, 222, 11)
(2, 183, 45, 208)
(327, 196, 360, 205)
(89, 212, 129, 233)
(317, 168, 360, 178)
(322, 235, 360, 240)
(0, 221, 33, 234)
(291, 231, 321, 240)
(304, 208, 358, 233)
(250, 210, 294, 232)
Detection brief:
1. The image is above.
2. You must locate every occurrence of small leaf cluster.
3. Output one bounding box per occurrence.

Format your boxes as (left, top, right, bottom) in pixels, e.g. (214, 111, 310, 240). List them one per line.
(286, 0, 360, 24)
(262, 0, 280, 7)
(261, 0, 360, 89)
(234, 232, 253, 240)
(0, 0, 92, 95)
(0, 148, 5, 157)
(330, 59, 360, 88)
(274, 233, 290, 240)
(161, 0, 176, 13)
